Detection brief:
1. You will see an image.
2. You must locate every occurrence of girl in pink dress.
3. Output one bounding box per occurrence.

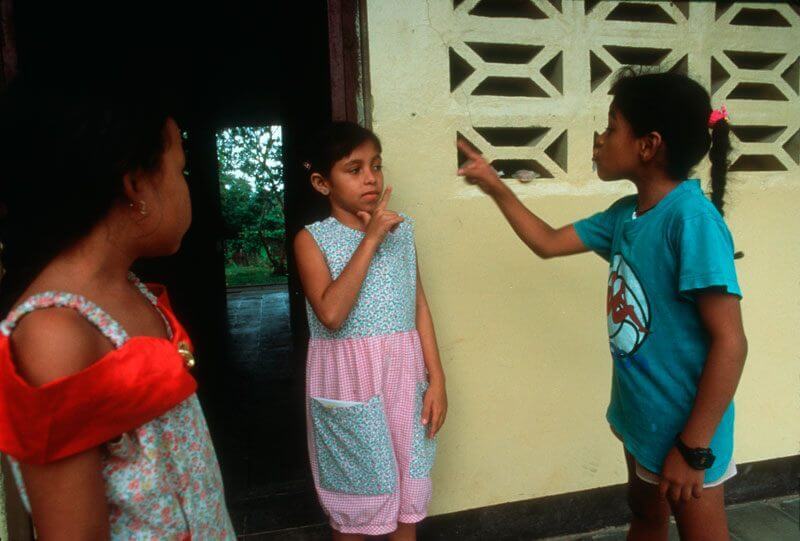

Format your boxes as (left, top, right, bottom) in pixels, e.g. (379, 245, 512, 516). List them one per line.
(294, 122, 448, 540)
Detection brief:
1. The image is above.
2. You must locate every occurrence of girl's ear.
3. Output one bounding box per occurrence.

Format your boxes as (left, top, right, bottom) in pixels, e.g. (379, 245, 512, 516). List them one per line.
(310, 172, 331, 196)
(639, 131, 664, 163)
(122, 171, 144, 202)
(122, 170, 157, 222)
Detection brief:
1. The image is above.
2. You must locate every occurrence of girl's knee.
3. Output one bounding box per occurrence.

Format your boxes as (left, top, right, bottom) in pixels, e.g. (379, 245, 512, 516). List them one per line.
(628, 490, 670, 526)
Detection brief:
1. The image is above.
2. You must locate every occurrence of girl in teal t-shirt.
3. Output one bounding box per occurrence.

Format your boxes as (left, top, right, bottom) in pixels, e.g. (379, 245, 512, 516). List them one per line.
(459, 71, 746, 540)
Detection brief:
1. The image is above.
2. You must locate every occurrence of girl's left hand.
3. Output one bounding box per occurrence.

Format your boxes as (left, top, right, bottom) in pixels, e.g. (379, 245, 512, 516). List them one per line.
(658, 447, 705, 504)
(421, 380, 448, 439)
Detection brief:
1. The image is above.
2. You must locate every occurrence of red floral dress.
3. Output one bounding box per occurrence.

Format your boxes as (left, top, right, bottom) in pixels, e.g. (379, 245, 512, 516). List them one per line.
(0, 274, 235, 540)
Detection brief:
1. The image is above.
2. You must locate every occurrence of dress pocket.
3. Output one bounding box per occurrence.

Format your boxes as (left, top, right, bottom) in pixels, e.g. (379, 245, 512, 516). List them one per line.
(409, 381, 437, 478)
(310, 395, 397, 495)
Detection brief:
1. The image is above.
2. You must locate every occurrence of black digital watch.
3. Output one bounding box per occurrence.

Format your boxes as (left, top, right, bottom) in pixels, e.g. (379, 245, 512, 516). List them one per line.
(675, 434, 716, 470)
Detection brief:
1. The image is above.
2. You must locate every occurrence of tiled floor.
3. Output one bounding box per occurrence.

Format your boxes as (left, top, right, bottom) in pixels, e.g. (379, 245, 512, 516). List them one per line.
(221, 286, 317, 533)
(547, 496, 799, 540)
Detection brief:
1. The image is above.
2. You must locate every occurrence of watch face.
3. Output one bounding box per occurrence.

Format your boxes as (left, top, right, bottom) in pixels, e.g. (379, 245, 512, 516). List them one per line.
(695, 451, 715, 470)
(676, 436, 716, 470)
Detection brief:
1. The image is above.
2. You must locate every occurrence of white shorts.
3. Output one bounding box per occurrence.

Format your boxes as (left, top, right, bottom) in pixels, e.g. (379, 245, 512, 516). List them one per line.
(635, 456, 737, 488)
(611, 425, 737, 488)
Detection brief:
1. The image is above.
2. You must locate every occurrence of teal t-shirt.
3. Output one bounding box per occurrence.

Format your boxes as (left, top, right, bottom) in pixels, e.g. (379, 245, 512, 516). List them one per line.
(574, 180, 742, 483)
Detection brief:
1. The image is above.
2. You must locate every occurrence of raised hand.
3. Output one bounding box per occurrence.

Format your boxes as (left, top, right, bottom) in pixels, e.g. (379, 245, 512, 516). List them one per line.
(457, 139, 503, 195)
(357, 186, 405, 243)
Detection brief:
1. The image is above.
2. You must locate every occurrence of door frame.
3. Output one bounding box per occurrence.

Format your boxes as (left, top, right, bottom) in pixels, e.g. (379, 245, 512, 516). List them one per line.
(327, 0, 371, 126)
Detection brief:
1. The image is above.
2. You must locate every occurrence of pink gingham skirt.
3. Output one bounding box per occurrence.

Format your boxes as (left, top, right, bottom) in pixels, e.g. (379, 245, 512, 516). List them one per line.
(306, 329, 436, 535)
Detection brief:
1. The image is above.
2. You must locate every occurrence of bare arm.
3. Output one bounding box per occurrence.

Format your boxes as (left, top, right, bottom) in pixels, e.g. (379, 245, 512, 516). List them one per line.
(457, 140, 588, 259)
(680, 293, 747, 448)
(658, 292, 747, 503)
(12, 310, 112, 540)
(20, 451, 109, 541)
(415, 263, 447, 438)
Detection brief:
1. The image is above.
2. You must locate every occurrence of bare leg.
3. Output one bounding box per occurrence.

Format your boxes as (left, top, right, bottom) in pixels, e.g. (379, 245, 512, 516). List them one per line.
(624, 449, 671, 541)
(332, 530, 366, 541)
(670, 484, 729, 541)
(387, 522, 416, 541)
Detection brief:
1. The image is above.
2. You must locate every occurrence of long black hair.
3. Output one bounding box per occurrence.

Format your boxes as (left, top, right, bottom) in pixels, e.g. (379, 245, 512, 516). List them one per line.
(610, 70, 731, 215)
(0, 67, 175, 312)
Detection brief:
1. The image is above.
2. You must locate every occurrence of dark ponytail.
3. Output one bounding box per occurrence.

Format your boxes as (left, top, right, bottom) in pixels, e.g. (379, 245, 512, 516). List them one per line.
(708, 119, 731, 216)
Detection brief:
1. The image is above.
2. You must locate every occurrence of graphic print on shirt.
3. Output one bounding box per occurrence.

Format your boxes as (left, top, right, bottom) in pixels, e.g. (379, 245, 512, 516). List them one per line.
(607, 254, 651, 358)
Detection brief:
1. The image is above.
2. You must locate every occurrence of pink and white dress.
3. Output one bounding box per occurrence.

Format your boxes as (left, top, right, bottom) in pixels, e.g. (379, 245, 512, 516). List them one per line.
(304, 215, 436, 535)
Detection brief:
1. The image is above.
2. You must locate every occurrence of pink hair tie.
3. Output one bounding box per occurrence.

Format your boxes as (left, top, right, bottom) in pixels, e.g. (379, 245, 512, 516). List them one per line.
(708, 105, 729, 128)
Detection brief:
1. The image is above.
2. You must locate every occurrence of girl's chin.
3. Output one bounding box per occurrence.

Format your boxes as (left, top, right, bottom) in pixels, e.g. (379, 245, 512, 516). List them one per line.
(596, 169, 625, 182)
(358, 201, 379, 212)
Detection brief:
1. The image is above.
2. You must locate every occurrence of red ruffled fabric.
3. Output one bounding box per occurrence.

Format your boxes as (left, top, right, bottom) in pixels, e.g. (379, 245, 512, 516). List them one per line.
(0, 284, 197, 465)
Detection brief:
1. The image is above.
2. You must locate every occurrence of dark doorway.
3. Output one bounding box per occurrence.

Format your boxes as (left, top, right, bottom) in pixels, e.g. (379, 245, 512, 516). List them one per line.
(9, 1, 332, 536)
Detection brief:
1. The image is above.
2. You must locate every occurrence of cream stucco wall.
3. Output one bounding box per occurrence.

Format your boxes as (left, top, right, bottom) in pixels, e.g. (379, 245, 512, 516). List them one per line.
(366, 0, 800, 515)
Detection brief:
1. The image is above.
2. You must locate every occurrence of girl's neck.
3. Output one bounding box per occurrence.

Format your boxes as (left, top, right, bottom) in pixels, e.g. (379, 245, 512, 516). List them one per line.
(632, 171, 682, 213)
(330, 203, 366, 232)
(36, 224, 138, 295)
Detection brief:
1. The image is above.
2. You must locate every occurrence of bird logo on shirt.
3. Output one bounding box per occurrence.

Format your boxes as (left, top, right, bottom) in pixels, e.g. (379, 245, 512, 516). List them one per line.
(607, 254, 651, 358)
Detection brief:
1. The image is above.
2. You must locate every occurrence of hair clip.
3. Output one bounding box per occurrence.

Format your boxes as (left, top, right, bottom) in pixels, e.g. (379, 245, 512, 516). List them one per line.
(708, 105, 729, 128)
(302, 161, 312, 171)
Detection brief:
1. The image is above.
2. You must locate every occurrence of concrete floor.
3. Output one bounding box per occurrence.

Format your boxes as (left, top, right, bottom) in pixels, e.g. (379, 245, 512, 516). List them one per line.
(546, 495, 799, 541)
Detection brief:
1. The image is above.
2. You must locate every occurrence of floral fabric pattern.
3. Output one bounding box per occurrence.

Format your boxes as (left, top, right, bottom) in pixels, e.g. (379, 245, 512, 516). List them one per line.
(304, 215, 436, 535)
(3, 275, 235, 540)
(305, 216, 417, 339)
(311, 395, 397, 495)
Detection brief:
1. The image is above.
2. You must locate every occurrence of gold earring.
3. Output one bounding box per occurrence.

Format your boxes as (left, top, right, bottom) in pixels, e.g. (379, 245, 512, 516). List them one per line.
(129, 200, 148, 216)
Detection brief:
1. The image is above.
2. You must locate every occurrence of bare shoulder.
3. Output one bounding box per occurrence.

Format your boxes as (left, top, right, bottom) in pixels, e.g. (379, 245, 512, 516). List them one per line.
(294, 227, 313, 247)
(10, 308, 112, 387)
(294, 228, 323, 258)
